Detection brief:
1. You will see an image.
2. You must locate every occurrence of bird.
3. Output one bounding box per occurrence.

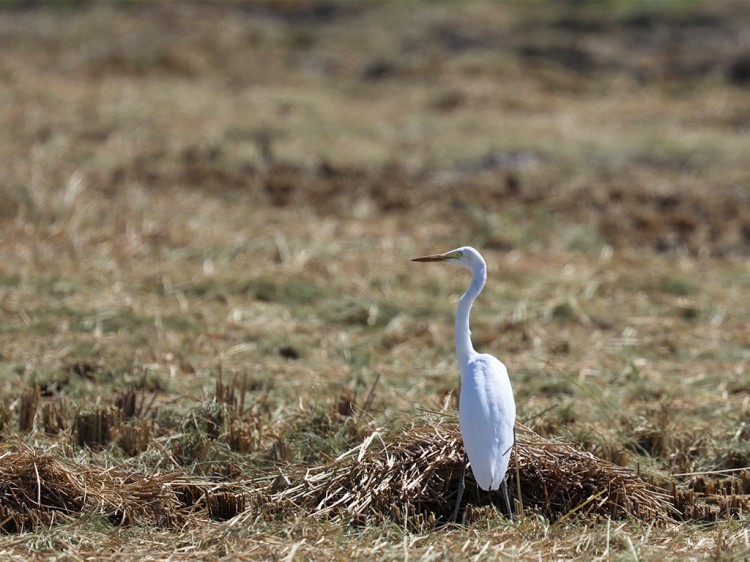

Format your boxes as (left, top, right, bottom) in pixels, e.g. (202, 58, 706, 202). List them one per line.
(412, 246, 516, 522)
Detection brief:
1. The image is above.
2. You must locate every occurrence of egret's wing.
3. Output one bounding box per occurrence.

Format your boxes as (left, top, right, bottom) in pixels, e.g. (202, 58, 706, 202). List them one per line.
(459, 354, 516, 491)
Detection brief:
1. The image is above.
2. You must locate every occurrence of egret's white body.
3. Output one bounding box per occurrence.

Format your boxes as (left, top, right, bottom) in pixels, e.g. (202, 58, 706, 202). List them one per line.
(459, 353, 515, 491)
(413, 246, 516, 519)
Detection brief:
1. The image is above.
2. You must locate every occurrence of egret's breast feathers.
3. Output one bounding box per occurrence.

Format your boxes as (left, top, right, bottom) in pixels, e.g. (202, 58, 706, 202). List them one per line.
(459, 353, 516, 490)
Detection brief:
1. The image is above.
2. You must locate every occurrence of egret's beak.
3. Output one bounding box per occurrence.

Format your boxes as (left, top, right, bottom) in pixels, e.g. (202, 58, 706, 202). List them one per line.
(412, 252, 451, 262)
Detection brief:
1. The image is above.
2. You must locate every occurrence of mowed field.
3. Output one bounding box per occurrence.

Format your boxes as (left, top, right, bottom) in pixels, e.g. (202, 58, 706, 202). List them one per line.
(1, 1, 750, 560)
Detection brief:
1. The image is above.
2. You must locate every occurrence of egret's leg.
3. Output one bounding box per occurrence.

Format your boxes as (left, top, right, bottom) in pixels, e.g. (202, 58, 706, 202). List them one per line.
(450, 453, 468, 523)
(500, 479, 513, 520)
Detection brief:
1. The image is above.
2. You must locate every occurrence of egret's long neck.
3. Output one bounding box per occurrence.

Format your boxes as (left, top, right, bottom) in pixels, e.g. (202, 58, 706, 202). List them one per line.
(455, 262, 486, 366)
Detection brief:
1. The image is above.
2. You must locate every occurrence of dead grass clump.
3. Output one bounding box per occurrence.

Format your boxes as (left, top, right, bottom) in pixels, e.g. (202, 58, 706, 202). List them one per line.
(171, 430, 210, 466)
(515, 431, 672, 523)
(671, 486, 714, 522)
(171, 482, 248, 521)
(42, 400, 67, 435)
(213, 371, 269, 454)
(174, 483, 206, 511)
(206, 490, 246, 521)
(168, 372, 272, 465)
(225, 417, 264, 454)
(115, 387, 157, 420)
(18, 386, 40, 432)
(118, 418, 153, 457)
(284, 403, 375, 465)
(223, 371, 270, 443)
(674, 471, 750, 522)
(73, 406, 122, 448)
(0, 449, 85, 532)
(277, 377, 379, 465)
(265, 417, 675, 528)
(0, 401, 11, 435)
(0, 446, 181, 532)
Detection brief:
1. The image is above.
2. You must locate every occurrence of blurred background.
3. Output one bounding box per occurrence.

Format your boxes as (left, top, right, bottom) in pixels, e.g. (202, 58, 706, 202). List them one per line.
(2, 0, 750, 259)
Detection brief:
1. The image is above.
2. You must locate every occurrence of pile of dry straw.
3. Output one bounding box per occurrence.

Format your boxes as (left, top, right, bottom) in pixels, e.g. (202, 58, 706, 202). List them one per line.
(260, 415, 677, 528)
(4, 414, 737, 532)
(0, 446, 180, 532)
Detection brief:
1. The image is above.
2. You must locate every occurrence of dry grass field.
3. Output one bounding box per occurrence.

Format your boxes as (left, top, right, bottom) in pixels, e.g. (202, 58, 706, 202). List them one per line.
(1, 1, 750, 560)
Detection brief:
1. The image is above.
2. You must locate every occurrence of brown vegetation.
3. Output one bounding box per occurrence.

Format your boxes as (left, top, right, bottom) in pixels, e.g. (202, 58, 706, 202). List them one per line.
(1, 1, 750, 559)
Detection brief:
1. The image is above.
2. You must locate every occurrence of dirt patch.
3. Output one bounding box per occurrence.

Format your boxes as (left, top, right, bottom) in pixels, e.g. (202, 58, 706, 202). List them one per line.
(518, 3, 750, 83)
(594, 185, 750, 257)
(94, 150, 750, 257)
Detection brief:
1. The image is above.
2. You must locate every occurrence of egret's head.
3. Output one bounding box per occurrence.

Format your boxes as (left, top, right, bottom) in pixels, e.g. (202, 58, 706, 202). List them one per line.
(412, 246, 485, 271)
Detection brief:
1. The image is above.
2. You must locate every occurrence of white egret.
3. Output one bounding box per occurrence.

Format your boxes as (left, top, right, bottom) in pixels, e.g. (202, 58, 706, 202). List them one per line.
(412, 246, 516, 522)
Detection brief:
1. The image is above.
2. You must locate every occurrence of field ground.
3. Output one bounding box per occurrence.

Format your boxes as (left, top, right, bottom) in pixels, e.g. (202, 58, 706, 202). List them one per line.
(1, 1, 750, 560)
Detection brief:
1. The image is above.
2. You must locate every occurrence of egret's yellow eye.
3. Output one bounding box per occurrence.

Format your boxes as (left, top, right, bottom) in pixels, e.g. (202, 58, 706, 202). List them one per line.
(453, 251, 463, 258)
